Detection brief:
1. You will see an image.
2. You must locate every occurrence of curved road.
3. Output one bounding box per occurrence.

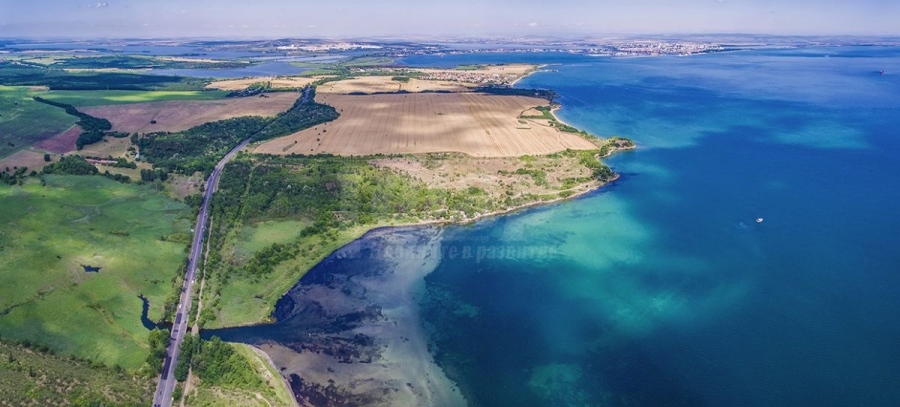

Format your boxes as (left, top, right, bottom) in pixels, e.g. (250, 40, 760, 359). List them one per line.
(152, 138, 250, 407)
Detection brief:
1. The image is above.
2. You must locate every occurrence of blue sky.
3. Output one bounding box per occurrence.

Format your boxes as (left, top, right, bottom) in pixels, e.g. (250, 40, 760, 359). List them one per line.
(0, 0, 897, 38)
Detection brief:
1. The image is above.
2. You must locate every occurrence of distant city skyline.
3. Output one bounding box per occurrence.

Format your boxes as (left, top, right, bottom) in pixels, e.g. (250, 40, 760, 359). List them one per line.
(1, 0, 898, 38)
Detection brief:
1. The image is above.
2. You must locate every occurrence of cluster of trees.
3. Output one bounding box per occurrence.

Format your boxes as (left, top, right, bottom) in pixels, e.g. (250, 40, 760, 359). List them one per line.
(244, 242, 299, 276)
(138, 91, 339, 175)
(32, 96, 113, 150)
(174, 335, 195, 382)
(250, 88, 340, 142)
(140, 168, 170, 183)
(226, 81, 270, 97)
(174, 335, 263, 390)
(41, 155, 99, 176)
(137, 116, 270, 174)
(476, 86, 557, 101)
(101, 171, 132, 184)
(82, 156, 137, 169)
(0, 60, 205, 90)
(1, 166, 33, 185)
(563, 149, 617, 182)
(146, 328, 170, 375)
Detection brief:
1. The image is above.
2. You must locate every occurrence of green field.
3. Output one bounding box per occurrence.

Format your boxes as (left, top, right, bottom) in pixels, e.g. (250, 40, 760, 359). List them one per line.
(0, 175, 192, 371)
(33, 89, 229, 107)
(234, 220, 311, 259)
(0, 86, 76, 158)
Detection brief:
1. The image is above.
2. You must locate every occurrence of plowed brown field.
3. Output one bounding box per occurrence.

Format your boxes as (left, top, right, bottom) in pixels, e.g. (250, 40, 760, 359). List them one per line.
(205, 77, 326, 91)
(254, 93, 598, 157)
(0, 149, 50, 172)
(317, 77, 473, 94)
(80, 92, 299, 134)
(33, 126, 82, 154)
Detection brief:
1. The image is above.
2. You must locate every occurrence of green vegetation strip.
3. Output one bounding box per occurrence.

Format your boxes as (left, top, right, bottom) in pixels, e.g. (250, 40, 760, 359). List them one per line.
(49, 55, 250, 71)
(35, 89, 228, 107)
(0, 60, 208, 91)
(0, 340, 153, 406)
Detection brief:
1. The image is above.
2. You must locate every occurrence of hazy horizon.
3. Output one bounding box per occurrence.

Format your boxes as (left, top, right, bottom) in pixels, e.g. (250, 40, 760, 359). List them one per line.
(1, 0, 898, 39)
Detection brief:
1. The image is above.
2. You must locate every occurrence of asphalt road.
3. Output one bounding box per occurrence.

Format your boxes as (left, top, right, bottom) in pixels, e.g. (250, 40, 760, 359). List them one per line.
(152, 138, 250, 407)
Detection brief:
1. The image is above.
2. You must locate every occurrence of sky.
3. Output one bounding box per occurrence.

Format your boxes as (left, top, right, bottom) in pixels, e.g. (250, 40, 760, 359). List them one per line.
(0, 0, 898, 39)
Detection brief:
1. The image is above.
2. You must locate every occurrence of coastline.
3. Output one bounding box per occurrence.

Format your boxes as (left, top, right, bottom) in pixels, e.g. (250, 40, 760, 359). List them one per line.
(215, 228, 467, 406)
(509, 64, 546, 87)
(214, 67, 635, 404)
(247, 344, 301, 407)
(231, 143, 633, 406)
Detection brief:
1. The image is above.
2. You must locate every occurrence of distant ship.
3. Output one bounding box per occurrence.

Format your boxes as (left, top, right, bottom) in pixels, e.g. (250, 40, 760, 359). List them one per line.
(879, 70, 885, 75)
(756, 218, 764, 224)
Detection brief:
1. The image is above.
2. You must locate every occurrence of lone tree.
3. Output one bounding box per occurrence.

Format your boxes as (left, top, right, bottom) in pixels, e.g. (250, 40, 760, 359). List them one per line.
(43, 153, 51, 162)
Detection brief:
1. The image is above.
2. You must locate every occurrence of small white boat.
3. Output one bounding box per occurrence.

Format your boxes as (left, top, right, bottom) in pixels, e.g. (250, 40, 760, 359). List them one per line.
(756, 218, 764, 224)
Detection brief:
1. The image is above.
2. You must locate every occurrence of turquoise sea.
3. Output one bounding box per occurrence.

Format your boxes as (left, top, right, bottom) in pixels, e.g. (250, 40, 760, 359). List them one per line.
(220, 47, 900, 406)
(401, 48, 900, 406)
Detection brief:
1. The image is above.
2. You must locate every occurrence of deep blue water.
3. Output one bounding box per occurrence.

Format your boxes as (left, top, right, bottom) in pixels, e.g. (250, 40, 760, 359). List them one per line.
(400, 49, 900, 406)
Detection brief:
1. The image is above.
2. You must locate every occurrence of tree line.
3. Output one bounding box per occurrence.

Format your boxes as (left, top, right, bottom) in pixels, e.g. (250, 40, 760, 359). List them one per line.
(31, 96, 113, 150)
(137, 90, 339, 175)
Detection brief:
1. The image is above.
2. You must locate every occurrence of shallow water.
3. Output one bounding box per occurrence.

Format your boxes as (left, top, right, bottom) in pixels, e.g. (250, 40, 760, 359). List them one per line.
(227, 48, 900, 406)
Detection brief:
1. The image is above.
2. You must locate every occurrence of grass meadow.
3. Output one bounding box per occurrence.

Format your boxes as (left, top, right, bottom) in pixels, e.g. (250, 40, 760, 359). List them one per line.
(32, 89, 229, 107)
(0, 86, 76, 158)
(0, 175, 192, 371)
(0, 340, 154, 406)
